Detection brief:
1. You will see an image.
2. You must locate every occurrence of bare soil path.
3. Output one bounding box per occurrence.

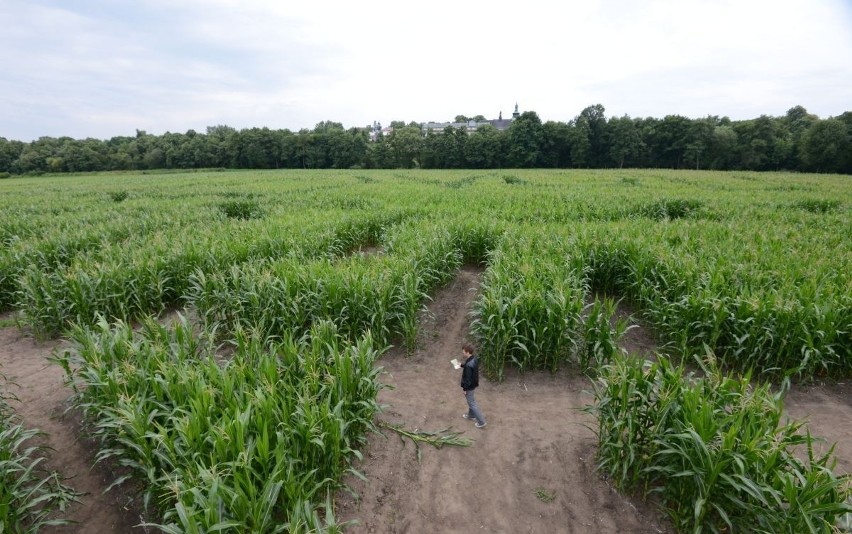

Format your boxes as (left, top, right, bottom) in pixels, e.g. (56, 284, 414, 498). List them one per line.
(0, 324, 143, 533)
(784, 381, 852, 475)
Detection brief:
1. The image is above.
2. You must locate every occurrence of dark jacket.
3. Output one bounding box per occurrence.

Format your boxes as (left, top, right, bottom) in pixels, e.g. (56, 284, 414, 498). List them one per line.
(460, 355, 480, 391)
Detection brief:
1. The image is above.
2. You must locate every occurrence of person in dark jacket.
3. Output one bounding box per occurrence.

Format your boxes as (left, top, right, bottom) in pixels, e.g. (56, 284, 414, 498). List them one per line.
(460, 344, 486, 428)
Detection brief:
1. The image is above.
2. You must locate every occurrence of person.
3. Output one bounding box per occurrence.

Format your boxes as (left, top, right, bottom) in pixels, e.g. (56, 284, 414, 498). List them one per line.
(460, 344, 486, 428)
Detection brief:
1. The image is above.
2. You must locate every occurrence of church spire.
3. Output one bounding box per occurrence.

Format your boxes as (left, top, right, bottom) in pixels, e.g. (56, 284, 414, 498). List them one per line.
(512, 102, 520, 119)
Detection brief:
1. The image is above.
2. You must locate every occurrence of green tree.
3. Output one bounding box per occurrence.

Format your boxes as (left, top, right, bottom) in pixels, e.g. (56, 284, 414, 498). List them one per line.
(575, 104, 610, 167)
(184, 130, 216, 168)
(126, 130, 154, 169)
(540, 121, 572, 168)
(419, 132, 440, 168)
(159, 132, 188, 168)
(12, 137, 64, 173)
(506, 111, 544, 167)
(388, 126, 422, 168)
(313, 120, 344, 133)
(302, 132, 329, 169)
(326, 128, 354, 168)
(206, 125, 238, 167)
(425, 127, 457, 169)
(705, 125, 738, 170)
(143, 147, 166, 169)
(61, 137, 108, 172)
(367, 134, 392, 168)
(569, 119, 591, 168)
(683, 117, 716, 170)
(105, 136, 135, 170)
(784, 105, 818, 169)
(836, 111, 852, 173)
(12, 147, 44, 173)
(607, 115, 642, 168)
(348, 128, 370, 168)
(648, 115, 692, 168)
(449, 127, 468, 168)
(0, 138, 24, 173)
(465, 124, 504, 168)
(733, 115, 790, 171)
(801, 118, 850, 173)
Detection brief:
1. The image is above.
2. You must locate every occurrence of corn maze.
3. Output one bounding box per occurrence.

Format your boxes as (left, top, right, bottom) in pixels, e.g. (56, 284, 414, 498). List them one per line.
(0, 169, 850, 532)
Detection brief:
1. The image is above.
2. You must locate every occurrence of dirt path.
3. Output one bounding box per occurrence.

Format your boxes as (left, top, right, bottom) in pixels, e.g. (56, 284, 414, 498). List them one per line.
(0, 326, 142, 533)
(784, 382, 852, 475)
(335, 267, 671, 533)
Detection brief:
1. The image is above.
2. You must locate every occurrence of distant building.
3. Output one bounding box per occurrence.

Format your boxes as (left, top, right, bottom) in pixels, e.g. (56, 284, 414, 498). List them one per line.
(422, 103, 521, 135)
(370, 104, 521, 141)
(368, 124, 394, 142)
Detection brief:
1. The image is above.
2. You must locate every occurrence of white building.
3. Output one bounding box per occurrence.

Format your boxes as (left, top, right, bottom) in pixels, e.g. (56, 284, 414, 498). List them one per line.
(422, 104, 521, 135)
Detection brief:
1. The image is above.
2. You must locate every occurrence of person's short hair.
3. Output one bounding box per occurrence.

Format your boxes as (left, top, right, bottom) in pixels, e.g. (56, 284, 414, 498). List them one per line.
(462, 343, 475, 354)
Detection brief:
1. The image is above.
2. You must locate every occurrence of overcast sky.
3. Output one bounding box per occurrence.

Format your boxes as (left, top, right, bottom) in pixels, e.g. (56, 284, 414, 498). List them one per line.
(2, 0, 851, 141)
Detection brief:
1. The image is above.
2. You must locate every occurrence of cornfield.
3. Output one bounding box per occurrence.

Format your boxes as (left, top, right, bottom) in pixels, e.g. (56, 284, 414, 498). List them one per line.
(0, 168, 849, 531)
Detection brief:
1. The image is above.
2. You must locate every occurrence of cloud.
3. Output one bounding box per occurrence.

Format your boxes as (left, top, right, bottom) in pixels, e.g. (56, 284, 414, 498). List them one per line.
(1, 0, 850, 140)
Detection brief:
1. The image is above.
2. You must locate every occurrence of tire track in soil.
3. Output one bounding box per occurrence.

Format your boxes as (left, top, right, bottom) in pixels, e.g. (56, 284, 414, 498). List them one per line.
(335, 266, 671, 534)
(0, 325, 143, 533)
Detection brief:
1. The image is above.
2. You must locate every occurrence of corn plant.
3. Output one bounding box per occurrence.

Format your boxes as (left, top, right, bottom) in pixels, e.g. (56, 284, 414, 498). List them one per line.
(188, 219, 467, 349)
(578, 216, 851, 379)
(577, 297, 633, 376)
(588, 351, 852, 533)
(217, 197, 264, 220)
(378, 422, 472, 462)
(0, 372, 79, 533)
(793, 199, 841, 214)
(0, 204, 204, 311)
(17, 210, 406, 338)
(471, 228, 585, 379)
(58, 316, 382, 532)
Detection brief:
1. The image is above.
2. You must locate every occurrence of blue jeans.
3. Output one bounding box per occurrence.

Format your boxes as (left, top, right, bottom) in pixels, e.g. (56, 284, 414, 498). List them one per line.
(465, 390, 486, 425)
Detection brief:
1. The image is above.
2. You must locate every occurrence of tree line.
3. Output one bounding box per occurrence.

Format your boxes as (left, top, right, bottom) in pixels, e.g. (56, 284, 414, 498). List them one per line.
(1, 105, 850, 176)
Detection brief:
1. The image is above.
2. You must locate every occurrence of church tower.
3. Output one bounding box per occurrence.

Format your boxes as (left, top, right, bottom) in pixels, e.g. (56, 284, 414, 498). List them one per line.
(512, 102, 520, 119)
